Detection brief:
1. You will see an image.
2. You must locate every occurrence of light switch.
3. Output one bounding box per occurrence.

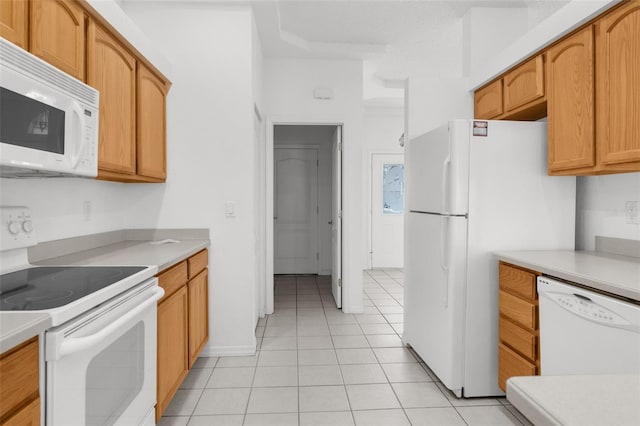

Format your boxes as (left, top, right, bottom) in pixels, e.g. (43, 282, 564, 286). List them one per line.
(225, 201, 236, 218)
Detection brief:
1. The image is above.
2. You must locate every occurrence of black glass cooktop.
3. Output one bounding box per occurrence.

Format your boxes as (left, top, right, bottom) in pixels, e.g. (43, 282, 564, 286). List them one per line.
(0, 266, 146, 311)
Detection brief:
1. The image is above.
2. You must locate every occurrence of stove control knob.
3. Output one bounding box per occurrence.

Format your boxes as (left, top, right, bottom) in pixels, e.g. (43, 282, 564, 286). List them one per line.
(22, 220, 34, 233)
(8, 221, 21, 235)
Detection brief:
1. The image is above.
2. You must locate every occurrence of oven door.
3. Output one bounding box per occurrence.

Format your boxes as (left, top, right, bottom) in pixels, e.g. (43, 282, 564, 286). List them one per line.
(45, 279, 163, 426)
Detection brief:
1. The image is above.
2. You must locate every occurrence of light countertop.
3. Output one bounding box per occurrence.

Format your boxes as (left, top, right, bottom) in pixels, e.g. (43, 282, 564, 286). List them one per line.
(494, 250, 640, 301)
(34, 239, 209, 271)
(1, 230, 209, 353)
(507, 375, 640, 426)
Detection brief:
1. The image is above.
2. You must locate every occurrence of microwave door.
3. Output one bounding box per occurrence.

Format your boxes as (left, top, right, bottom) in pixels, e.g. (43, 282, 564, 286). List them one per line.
(0, 87, 66, 156)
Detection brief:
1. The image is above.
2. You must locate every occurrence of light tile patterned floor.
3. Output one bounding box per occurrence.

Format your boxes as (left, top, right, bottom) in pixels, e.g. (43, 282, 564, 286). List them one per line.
(159, 269, 530, 426)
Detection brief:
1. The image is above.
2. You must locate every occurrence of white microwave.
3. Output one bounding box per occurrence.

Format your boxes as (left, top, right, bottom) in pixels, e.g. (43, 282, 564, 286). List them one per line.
(0, 38, 99, 178)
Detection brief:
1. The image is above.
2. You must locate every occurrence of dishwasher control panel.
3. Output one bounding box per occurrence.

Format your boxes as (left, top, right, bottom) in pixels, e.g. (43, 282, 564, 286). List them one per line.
(538, 277, 638, 330)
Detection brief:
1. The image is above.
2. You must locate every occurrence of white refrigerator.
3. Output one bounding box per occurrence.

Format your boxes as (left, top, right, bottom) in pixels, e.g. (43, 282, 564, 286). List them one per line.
(403, 120, 576, 397)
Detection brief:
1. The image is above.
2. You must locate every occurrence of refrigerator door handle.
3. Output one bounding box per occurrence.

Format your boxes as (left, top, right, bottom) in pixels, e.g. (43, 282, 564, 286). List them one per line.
(440, 216, 450, 308)
(441, 157, 451, 214)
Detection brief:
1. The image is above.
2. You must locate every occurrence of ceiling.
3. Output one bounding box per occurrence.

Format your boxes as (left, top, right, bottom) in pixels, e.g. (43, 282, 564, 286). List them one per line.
(252, 0, 569, 61)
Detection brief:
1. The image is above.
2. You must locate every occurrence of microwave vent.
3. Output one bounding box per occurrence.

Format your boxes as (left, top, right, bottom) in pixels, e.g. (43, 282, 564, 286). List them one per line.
(0, 38, 98, 107)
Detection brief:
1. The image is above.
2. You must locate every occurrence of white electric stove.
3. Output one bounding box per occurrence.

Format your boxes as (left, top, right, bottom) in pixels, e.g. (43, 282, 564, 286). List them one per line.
(0, 206, 163, 426)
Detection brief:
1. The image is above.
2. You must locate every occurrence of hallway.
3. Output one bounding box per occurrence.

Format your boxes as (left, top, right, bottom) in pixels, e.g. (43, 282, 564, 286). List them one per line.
(159, 270, 528, 425)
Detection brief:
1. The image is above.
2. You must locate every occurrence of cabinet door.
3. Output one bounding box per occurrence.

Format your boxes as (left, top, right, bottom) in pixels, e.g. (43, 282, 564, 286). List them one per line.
(137, 64, 167, 180)
(546, 26, 595, 172)
(30, 0, 85, 80)
(188, 269, 209, 368)
(503, 55, 545, 112)
(474, 79, 503, 119)
(157, 285, 189, 420)
(87, 20, 136, 176)
(596, 0, 640, 167)
(0, 0, 28, 49)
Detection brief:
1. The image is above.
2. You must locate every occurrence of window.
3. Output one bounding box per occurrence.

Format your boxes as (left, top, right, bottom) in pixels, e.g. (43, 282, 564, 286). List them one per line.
(382, 164, 404, 214)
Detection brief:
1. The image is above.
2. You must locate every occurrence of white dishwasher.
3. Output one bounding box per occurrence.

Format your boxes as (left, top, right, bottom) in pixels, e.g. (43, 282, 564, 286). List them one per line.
(537, 276, 640, 375)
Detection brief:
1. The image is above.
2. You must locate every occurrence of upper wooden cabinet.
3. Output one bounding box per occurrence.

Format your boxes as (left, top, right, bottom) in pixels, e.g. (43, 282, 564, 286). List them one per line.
(0, 0, 28, 49)
(473, 55, 546, 121)
(474, 79, 503, 119)
(137, 63, 168, 180)
(30, 0, 85, 80)
(2, 0, 171, 183)
(503, 55, 545, 113)
(87, 20, 137, 176)
(596, 0, 640, 170)
(546, 26, 595, 172)
(474, 0, 639, 176)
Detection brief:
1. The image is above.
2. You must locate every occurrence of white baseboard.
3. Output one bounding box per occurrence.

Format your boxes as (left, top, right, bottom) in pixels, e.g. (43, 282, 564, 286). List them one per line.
(200, 342, 257, 357)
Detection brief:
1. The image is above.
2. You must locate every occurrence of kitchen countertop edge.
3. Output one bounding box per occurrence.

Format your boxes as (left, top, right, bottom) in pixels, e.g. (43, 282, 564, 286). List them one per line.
(0, 312, 52, 353)
(494, 250, 640, 302)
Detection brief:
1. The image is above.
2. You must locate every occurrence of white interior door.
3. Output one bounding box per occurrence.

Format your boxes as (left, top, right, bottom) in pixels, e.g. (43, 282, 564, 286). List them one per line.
(371, 154, 404, 268)
(331, 128, 342, 308)
(274, 148, 319, 274)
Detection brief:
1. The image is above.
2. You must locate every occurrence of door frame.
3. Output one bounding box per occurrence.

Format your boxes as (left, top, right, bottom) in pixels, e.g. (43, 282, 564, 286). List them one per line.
(265, 119, 344, 315)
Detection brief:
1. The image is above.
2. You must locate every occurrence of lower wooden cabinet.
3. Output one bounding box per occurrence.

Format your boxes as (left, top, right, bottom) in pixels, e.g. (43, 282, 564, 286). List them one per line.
(498, 262, 540, 392)
(0, 337, 40, 425)
(188, 268, 209, 368)
(156, 249, 209, 420)
(156, 285, 189, 419)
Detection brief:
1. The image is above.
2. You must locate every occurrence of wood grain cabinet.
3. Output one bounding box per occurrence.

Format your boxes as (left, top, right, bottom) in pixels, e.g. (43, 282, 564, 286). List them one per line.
(0, 338, 40, 425)
(595, 0, 640, 171)
(503, 55, 545, 114)
(30, 0, 85, 80)
(546, 26, 595, 172)
(87, 20, 137, 177)
(0, 0, 28, 49)
(497, 262, 540, 392)
(137, 63, 168, 180)
(474, 79, 503, 119)
(156, 249, 209, 420)
(474, 55, 546, 121)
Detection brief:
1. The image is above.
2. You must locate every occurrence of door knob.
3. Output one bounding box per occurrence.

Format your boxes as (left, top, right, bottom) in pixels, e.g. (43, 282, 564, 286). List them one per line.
(328, 220, 333, 225)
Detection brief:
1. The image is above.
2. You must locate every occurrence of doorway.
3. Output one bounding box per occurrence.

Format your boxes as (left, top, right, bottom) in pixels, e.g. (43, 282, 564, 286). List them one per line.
(271, 124, 343, 309)
(370, 153, 405, 268)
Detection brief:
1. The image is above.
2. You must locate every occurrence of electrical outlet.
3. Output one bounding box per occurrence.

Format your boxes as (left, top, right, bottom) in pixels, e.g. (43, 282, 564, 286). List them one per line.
(83, 201, 92, 221)
(625, 201, 640, 225)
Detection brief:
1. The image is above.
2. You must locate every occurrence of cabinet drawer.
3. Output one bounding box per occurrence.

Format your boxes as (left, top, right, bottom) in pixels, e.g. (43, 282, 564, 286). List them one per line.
(157, 261, 188, 302)
(188, 249, 208, 279)
(498, 343, 537, 392)
(499, 263, 537, 301)
(474, 79, 503, 119)
(0, 337, 39, 421)
(3, 397, 40, 426)
(503, 55, 545, 112)
(499, 291, 537, 330)
(499, 316, 537, 362)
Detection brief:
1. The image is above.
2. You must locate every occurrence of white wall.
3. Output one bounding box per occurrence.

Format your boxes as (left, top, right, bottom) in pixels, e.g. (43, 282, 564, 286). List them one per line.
(264, 58, 364, 313)
(362, 108, 404, 267)
(0, 178, 127, 243)
(576, 173, 640, 250)
(122, 3, 258, 356)
(274, 125, 334, 275)
(462, 8, 529, 77)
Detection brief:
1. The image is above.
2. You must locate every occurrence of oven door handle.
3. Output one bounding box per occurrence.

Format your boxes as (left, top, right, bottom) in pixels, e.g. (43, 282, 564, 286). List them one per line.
(56, 287, 164, 360)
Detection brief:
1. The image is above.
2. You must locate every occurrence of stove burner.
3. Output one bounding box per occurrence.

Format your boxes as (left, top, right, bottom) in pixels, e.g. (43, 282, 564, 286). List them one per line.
(0, 266, 147, 311)
(4, 288, 74, 310)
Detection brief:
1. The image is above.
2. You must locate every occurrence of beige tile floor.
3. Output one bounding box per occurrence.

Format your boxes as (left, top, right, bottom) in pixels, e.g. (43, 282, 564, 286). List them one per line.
(158, 269, 531, 426)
